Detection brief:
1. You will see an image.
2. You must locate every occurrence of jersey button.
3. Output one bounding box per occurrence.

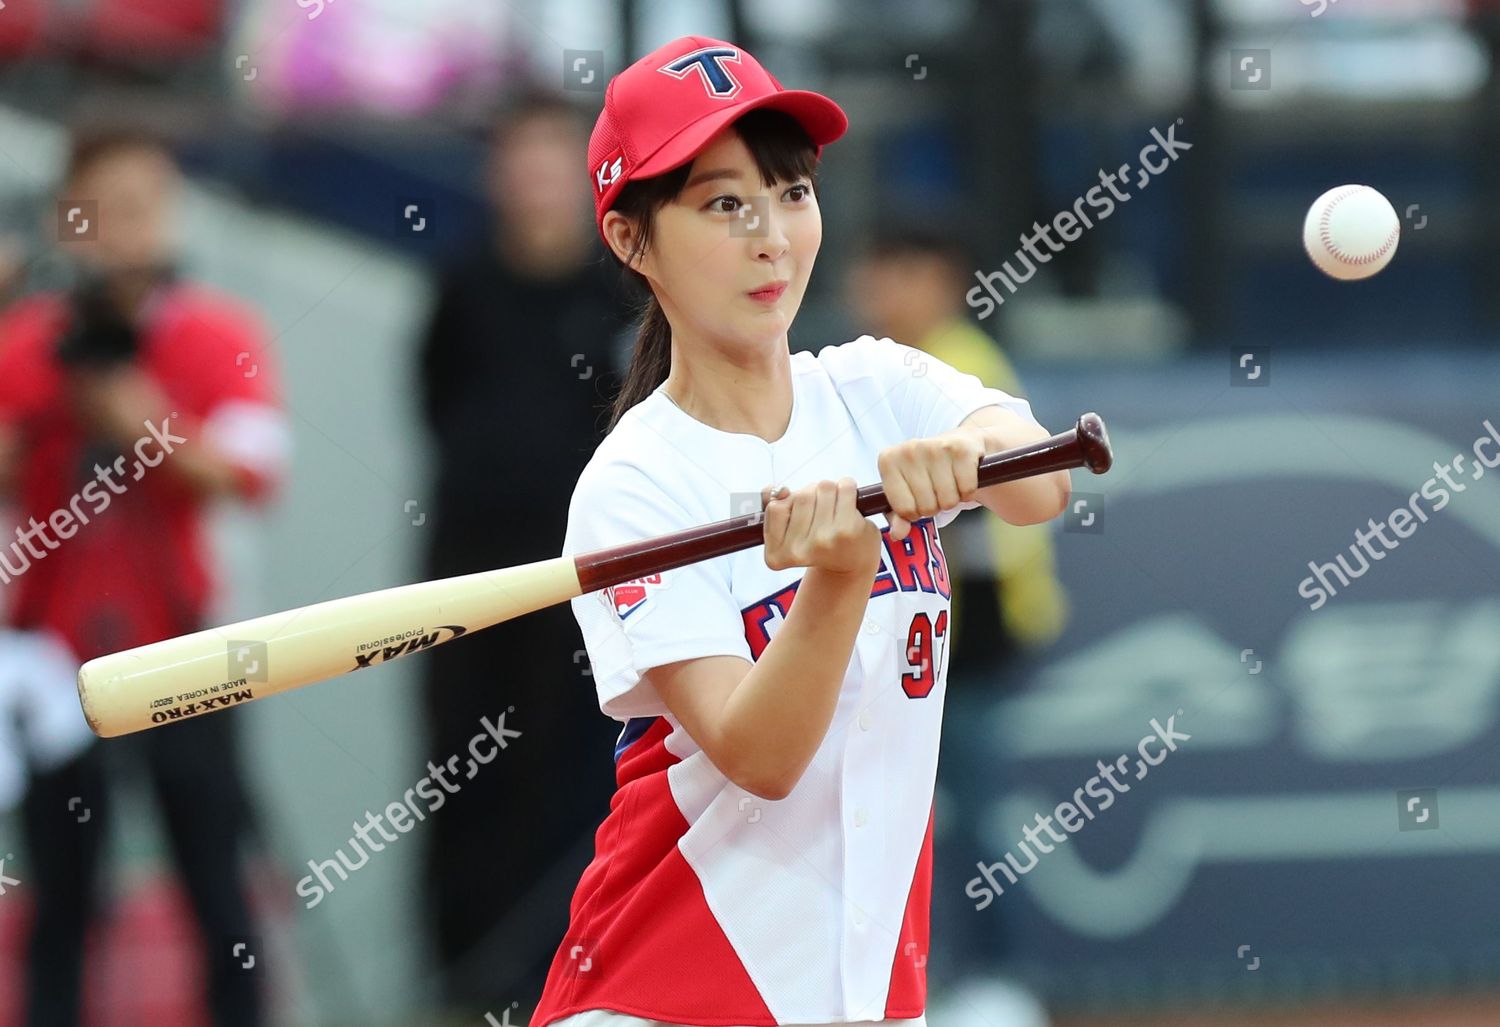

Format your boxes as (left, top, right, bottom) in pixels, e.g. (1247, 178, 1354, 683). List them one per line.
(858, 711, 872, 731)
(853, 807, 868, 828)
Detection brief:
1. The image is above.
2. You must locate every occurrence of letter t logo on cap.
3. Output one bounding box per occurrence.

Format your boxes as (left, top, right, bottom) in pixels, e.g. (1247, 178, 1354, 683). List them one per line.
(658, 46, 744, 98)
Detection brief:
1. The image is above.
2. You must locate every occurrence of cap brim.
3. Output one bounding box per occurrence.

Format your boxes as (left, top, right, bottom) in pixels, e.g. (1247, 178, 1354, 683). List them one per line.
(633, 89, 848, 180)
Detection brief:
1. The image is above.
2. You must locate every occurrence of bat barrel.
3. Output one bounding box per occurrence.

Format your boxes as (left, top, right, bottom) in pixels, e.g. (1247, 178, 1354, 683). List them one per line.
(78, 556, 582, 737)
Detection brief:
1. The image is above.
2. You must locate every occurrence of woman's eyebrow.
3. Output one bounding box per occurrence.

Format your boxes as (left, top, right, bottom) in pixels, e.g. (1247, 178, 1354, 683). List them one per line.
(684, 167, 743, 189)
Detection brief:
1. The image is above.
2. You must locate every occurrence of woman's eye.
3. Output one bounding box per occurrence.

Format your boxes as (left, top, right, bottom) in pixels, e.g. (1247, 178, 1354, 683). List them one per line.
(708, 185, 807, 212)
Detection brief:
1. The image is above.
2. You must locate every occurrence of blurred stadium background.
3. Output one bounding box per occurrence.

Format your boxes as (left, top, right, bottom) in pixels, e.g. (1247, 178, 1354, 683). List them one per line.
(0, 0, 1497, 1025)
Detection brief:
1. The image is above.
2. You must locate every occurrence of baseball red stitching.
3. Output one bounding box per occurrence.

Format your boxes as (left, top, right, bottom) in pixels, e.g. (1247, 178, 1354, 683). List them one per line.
(1318, 186, 1399, 266)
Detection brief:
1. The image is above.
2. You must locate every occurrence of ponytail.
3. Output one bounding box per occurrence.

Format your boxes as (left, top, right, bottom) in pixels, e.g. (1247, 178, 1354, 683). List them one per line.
(607, 290, 672, 431)
(600, 163, 687, 433)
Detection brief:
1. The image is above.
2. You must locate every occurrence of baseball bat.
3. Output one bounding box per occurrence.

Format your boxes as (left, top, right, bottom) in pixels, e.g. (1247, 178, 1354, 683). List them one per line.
(77, 412, 1112, 737)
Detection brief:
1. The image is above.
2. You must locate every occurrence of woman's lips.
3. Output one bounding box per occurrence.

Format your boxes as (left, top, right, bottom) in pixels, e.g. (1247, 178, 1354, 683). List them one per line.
(748, 282, 788, 303)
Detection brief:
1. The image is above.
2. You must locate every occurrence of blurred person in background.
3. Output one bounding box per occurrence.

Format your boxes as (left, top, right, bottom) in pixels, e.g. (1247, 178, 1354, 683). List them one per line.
(416, 88, 632, 1014)
(0, 233, 25, 310)
(0, 126, 289, 1027)
(846, 224, 1069, 679)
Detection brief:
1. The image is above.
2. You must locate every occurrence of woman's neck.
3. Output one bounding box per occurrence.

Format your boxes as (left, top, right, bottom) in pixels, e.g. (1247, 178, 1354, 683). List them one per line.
(662, 334, 793, 443)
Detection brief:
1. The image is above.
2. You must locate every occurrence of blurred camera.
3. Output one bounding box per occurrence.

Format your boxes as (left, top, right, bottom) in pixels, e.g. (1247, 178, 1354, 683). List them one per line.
(54, 267, 169, 369)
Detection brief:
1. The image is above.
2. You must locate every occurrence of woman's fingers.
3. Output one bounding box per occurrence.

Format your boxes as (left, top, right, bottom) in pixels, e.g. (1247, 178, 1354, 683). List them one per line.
(879, 451, 917, 524)
(763, 484, 792, 562)
(946, 431, 990, 509)
(950, 434, 981, 499)
(785, 482, 819, 556)
(833, 476, 858, 526)
(915, 460, 964, 513)
(906, 466, 940, 518)
(880, 435, 983, 530)
(877, 451, 918, 542)
(882, 446, 938, 526)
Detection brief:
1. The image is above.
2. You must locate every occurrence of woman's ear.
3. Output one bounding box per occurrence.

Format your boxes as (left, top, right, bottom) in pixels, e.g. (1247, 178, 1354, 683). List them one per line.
(601, 210, 644, 269)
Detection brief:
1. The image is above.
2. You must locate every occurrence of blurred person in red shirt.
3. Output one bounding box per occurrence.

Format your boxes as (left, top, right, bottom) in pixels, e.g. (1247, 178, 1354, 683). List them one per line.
(0, 127, 289, 1027)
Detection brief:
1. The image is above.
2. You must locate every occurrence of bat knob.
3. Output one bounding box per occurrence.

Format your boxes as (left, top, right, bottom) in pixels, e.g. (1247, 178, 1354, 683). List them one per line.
(1076, 412, 1112, 474)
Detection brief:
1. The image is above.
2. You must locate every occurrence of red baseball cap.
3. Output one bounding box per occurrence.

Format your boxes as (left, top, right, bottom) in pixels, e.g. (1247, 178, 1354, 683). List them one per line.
(588, 35, 848, 243)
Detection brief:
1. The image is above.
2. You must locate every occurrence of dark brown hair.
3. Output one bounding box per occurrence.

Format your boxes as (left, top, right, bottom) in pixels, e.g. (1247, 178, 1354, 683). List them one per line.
(488, 86, 586, 148)
(63, 125, 175, 188)
(861, 220, 977, 276)
(603, 108, 821, 431)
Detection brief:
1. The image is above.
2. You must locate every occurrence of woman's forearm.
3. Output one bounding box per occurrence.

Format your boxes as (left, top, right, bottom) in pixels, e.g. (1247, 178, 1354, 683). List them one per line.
(718, 565, 872, 799)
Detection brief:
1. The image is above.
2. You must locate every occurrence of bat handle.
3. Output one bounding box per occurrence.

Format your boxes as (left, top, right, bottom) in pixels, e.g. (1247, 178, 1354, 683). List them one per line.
(574, 413, 1111, 592)
(852, 411, 1112, 519)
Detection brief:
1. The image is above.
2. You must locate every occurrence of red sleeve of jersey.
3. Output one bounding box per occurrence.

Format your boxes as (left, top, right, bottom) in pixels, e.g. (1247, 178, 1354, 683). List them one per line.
(176, 291, 282, 408)
(0, 296, 66, 428)
(158, 290, 288, 504)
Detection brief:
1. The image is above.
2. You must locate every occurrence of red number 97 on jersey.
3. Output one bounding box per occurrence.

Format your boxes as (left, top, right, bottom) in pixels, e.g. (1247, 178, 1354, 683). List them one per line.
(902, 610, 949, 699)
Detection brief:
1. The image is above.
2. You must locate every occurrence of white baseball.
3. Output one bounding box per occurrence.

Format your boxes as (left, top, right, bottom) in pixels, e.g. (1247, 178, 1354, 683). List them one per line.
(1302, 185, 1401, 281)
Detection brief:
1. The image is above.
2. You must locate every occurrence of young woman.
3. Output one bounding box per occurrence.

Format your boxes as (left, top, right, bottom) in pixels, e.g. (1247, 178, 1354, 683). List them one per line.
(530, 35, 1069, 1027)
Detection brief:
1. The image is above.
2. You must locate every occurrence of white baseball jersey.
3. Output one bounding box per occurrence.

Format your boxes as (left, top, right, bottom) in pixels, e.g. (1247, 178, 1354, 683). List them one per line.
(531, 335, 1041, 1027)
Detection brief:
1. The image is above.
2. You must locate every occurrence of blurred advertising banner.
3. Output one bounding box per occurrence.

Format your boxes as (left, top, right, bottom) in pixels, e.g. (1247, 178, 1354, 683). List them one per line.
(942, 348, 1500, 1013)
(231, 0, 514, 117)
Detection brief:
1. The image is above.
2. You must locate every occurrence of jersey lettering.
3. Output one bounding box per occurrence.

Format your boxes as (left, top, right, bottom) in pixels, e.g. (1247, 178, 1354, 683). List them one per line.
(739, 517, 951, 660)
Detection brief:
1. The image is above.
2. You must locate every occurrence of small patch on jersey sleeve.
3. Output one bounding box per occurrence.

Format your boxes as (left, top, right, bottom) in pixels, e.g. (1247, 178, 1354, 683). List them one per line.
(602, 573, 669, 626)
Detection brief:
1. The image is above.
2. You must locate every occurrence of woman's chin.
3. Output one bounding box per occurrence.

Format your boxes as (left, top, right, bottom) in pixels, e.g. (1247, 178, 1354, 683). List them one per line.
(742, 302, 795, 335)
(704, 305, 796, 352)
(747, 319, 791, 348)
